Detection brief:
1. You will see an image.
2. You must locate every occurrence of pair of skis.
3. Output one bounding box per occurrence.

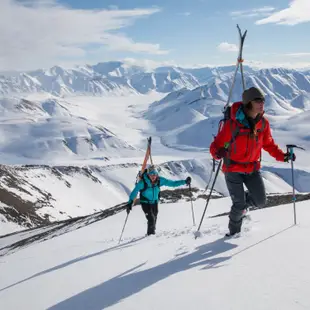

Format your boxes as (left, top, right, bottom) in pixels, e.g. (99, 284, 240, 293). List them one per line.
(133, 137, 153, 205)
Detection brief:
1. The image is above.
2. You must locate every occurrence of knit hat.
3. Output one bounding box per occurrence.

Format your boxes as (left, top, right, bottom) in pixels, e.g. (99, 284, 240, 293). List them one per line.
(242, 87, 265, 105)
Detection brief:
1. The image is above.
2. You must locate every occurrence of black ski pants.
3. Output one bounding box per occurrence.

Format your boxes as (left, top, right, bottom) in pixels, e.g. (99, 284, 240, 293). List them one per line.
(225, 170, 267, 233)
(141, 202, 158, 235)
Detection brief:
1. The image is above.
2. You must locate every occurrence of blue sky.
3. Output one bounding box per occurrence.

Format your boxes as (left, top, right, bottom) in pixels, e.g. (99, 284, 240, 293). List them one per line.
(2, 0, 310, 70)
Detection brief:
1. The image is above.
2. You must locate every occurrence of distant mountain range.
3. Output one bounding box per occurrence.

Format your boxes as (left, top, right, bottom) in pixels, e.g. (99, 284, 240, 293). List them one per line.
(1, 61, 308, 97)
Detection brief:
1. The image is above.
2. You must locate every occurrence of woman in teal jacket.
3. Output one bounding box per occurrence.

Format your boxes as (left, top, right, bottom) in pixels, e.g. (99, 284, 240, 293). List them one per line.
(127, 165, 191, 235)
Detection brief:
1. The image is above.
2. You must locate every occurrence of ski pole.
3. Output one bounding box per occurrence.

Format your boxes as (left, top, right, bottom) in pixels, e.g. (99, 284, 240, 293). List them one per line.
(290, 152, 297, 225)
(204, 158, 216, 194)
(188, 183, 196, 226)
(195, 160, 222, 239)
(118, 212, 129, 244)
(286, 144, 305, 225)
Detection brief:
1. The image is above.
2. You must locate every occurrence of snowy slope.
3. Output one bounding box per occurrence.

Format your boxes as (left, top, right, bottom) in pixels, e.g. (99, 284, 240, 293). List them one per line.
(0, 93, 166, 163)
(0, 198, 309, 310)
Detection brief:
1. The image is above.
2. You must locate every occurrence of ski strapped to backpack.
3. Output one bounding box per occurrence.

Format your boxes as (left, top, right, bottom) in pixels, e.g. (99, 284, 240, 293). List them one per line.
(133, 137, 152, 205)
(224, 24, 247, 113)
(195, 24, 248, 239)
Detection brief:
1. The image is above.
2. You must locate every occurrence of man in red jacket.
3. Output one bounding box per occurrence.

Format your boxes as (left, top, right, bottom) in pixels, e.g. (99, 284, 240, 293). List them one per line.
(210, 87, 296, 236)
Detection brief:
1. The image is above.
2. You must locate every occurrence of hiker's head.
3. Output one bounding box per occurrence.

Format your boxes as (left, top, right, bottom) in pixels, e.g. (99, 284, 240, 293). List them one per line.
(242, 87, 265, 115)
(147, 165, 158, 181)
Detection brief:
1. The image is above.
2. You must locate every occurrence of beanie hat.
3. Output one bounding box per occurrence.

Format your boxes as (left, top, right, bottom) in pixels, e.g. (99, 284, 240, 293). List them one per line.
(242, 87, 265, 105)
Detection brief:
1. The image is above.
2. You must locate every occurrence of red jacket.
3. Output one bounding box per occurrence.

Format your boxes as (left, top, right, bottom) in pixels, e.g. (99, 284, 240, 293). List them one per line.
(210, 102, 285, 173)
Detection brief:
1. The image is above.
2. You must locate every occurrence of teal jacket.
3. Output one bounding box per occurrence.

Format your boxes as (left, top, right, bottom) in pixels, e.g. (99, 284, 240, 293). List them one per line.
(129, 173, 186, 204)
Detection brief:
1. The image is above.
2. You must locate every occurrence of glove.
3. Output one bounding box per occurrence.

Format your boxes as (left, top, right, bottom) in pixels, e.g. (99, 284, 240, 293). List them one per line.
(216, 147, 228, 159)
(185, 176, 191, 185)
(284, 152, 296, 162)
(126, 201, 133, 214)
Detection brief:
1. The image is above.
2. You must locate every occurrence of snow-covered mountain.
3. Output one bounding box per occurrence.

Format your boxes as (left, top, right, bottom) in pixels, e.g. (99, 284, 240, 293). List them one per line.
(0, 93, 156, 163)
(3, 61, 309, 97)
(0, 62, 201, 96)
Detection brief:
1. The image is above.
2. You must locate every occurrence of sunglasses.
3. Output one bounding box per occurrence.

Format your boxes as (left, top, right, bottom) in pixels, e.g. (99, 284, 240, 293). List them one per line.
(252, 98, 265, 103)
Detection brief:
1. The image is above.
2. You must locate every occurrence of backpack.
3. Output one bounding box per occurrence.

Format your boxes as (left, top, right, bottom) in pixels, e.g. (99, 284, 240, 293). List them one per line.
(218, 105, 266, 166)
(138, 171, 161, 203)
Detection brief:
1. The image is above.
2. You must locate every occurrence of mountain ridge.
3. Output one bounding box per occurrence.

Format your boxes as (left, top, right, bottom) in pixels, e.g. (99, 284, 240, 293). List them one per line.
(1, 61, 309, 97)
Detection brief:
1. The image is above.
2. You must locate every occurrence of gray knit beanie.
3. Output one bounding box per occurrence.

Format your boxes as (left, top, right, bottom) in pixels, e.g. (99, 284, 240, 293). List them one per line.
(242, 87, 265, 105)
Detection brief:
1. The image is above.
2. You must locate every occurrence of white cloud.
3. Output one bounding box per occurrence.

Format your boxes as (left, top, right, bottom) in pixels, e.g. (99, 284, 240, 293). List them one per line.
(256, 0, 310, 25)
(0, 0, 167, 71)
(122, 58, 177, 71)
(247, 59, 310, 69)
(217, 42, 238, 52)
(231, 6, 275, 18)
(123, 58, 310, 70)
(102, 34, 169, 55)
(284, 53, 310, 57)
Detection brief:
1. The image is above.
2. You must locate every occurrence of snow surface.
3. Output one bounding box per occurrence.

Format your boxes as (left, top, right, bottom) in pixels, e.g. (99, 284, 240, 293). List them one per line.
(0, 198, 309, 309)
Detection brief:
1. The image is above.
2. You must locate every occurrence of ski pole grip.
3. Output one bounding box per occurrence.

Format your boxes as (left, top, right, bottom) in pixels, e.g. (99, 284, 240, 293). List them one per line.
(286, 144, 295, 159)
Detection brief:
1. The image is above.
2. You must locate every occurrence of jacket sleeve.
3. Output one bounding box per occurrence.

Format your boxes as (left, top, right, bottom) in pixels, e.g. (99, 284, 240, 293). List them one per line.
(128, 180, 144, 202)
(210, 121, 232, 160)
(262, 120, 285, 161)
(159, 177, 186, 187)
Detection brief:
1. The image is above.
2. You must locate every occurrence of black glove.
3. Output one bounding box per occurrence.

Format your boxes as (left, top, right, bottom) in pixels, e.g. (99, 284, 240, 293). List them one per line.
(185, 176, 191, 185)
(216, 147, 228, 159)
(126, 201, 133, 214)
(284, 152, 296, 162)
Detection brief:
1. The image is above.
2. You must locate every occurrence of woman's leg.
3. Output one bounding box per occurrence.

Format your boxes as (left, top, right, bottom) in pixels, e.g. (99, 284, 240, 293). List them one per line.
(141, 203, 156, 235)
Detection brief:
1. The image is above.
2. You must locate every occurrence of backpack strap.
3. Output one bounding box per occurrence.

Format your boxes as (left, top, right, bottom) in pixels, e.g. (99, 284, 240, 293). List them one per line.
(224, 119, 240, 167)
(261, 117, 266, 131)
(257, 117, 266, 162)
